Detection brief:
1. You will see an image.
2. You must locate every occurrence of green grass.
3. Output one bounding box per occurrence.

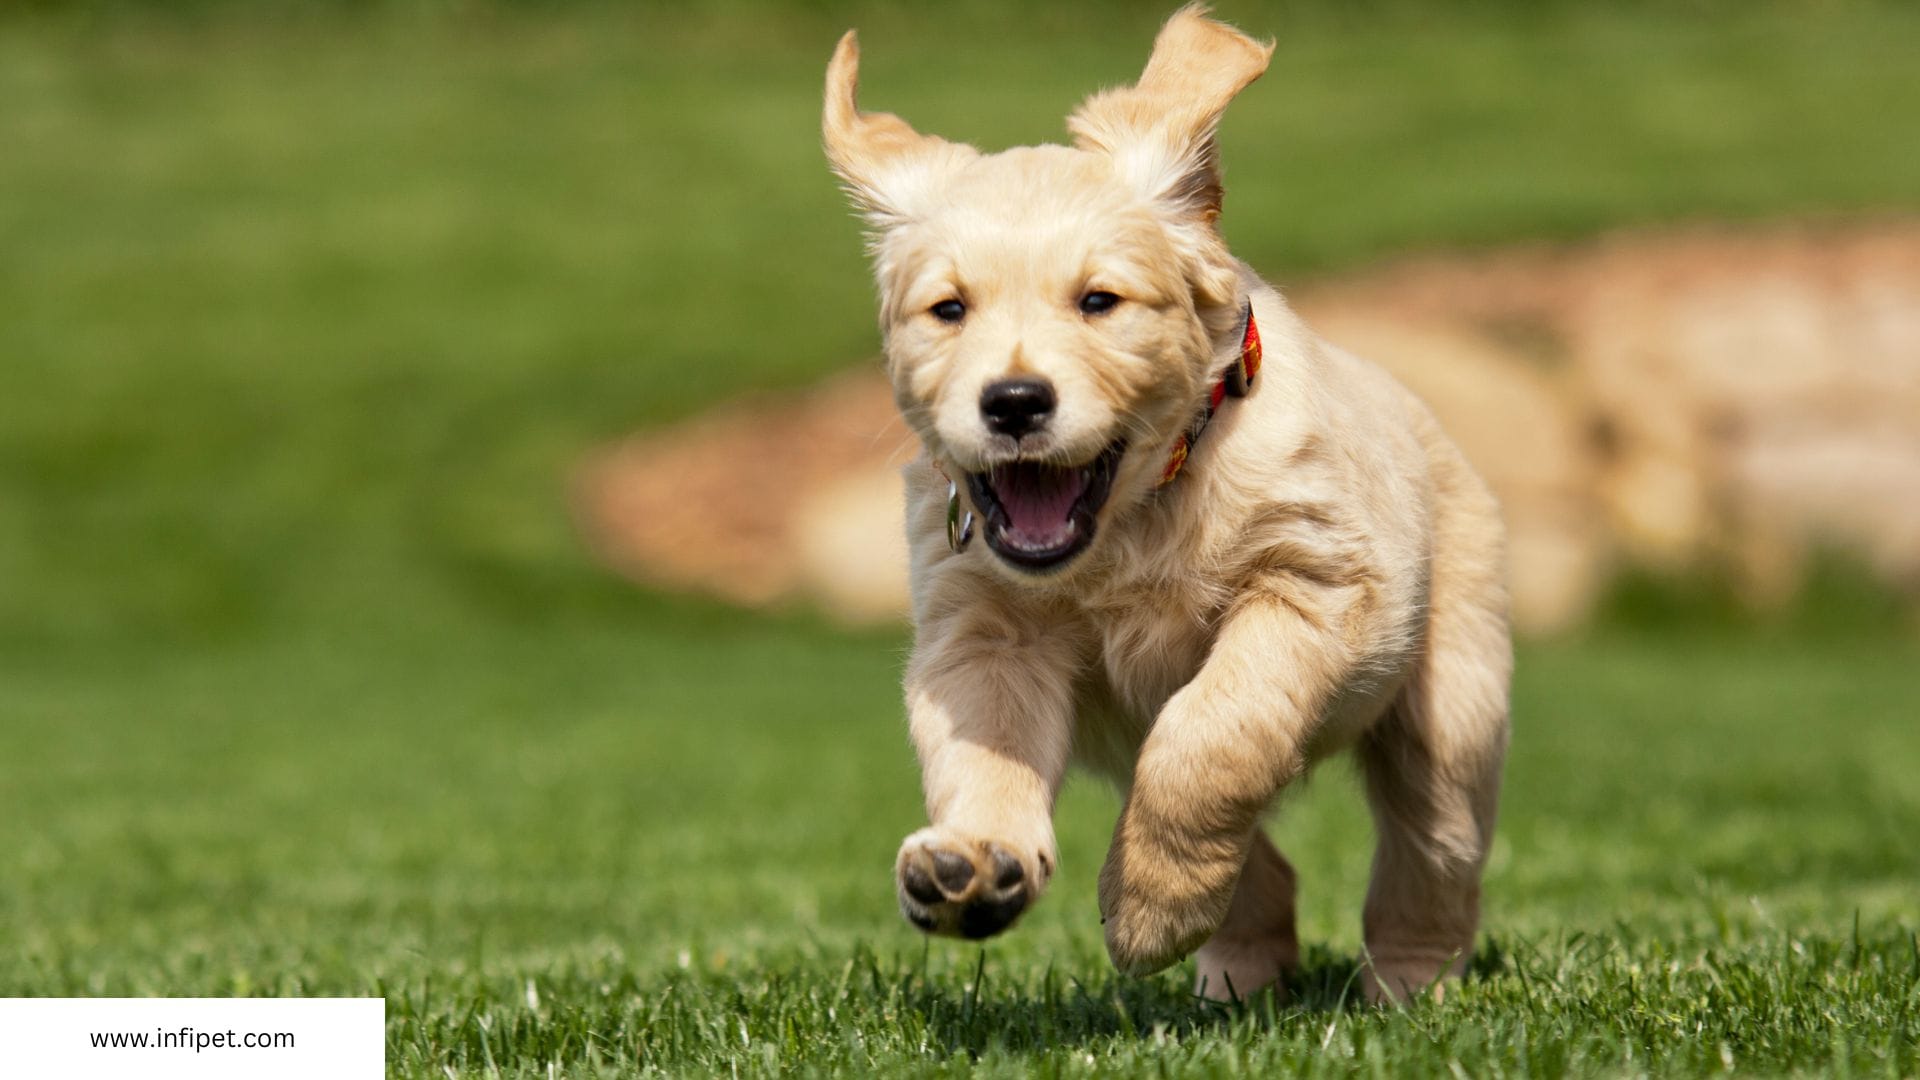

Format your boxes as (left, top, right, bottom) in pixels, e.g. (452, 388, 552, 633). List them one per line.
(2, 2, 1918, 1075)
(5, 616, 1917, 1074)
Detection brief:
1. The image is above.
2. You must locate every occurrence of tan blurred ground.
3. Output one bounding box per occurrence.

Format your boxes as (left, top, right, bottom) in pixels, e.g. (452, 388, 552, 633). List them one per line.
(577, 222, 1920, 634)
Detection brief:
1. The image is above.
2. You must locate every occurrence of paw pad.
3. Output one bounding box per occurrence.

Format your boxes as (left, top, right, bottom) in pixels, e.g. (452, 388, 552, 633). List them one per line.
(896, 835, 1040, 941)
(931, 851, 975, 893)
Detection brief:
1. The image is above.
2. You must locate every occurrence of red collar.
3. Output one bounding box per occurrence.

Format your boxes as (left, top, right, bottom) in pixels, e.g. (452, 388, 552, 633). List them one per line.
(1158, 303, 1262, 487)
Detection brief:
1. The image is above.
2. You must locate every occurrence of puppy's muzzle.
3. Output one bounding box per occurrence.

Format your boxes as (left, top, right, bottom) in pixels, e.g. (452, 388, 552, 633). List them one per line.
(964, 438, 1125, 574)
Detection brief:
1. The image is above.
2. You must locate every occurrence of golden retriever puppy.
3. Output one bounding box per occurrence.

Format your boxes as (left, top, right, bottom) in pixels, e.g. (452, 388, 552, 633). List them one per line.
(822, 4, 1510, 1003)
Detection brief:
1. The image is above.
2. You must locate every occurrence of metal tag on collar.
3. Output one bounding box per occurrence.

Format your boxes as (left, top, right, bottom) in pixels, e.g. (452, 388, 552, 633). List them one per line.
(1223, 300, 1256, 398)
(946, 478, 975, 553)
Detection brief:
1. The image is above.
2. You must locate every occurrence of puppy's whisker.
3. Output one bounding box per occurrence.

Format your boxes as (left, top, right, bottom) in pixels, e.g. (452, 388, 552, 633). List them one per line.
(883, 433, 923, 468)
(1115, 416, 1164, 448)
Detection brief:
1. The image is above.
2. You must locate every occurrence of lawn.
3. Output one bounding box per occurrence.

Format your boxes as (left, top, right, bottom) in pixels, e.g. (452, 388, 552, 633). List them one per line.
(6, 609, 1917, 1074)
(1, 1, 1917, 1075)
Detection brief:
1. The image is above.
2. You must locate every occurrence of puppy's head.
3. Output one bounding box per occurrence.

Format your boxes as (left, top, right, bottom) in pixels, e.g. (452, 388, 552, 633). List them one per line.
(824, 5, 1271, 577)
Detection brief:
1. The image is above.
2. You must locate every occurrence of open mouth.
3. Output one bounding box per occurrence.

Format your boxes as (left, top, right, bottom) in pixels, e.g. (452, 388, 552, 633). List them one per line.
(965, 440, 1125, 572)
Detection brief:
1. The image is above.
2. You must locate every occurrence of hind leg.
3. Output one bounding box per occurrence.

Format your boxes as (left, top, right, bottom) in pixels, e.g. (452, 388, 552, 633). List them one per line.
(1193, 831, 1299, 1001)
(1357, 605, 1510, 1003)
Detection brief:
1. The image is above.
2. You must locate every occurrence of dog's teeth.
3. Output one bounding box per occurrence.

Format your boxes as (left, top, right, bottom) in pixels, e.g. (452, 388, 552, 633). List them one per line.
(995, 519, 1077, 555)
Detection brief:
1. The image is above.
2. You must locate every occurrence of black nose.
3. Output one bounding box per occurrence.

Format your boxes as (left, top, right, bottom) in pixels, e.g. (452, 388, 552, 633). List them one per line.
(979, 378, 1056, 438)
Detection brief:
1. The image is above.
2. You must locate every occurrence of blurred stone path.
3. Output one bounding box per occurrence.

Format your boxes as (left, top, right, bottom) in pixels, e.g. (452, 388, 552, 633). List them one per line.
(577, 221, 1920, 633)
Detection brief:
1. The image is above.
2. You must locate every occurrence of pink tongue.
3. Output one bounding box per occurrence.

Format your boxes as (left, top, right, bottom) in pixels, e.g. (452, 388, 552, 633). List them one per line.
(992, 463, 1088, 548)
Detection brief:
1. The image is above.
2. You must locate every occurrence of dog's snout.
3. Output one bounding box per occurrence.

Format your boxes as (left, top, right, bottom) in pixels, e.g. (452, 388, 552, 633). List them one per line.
(980, 378, 1056, 438)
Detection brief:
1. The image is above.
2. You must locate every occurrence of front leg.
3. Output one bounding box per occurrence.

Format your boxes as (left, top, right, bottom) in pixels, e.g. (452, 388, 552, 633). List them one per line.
(897, 600, 1080, 939)
(1100, 588, 1361, 975)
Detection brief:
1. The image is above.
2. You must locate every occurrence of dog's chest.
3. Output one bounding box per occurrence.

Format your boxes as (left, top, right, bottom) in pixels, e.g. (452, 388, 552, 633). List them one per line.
(1078, 581, 1217, 721)
(1065, 588, 1215, 782)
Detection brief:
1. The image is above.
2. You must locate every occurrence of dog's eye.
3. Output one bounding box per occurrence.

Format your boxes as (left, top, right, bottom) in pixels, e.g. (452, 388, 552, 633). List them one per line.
(1079, 291, 1121, 316)
(930, 299, 966, 323)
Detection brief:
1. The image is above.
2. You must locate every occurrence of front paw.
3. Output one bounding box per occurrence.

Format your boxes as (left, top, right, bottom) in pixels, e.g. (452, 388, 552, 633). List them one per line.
(1097, 818, 1241, 976)
(1098, 867, 1228, 977)
(895, 828, 1051, 941)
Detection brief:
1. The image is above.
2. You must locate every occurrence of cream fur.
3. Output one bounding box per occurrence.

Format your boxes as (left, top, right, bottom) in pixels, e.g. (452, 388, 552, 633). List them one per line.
(824, 4, 1511, 1004)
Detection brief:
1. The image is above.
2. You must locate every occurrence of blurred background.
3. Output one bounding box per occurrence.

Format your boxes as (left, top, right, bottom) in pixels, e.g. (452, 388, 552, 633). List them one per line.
(1, 0, 1916, 1068)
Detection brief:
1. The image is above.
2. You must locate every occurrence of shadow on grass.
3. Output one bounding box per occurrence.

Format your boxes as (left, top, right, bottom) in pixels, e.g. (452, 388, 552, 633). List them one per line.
(900, 941, 1511, 1057)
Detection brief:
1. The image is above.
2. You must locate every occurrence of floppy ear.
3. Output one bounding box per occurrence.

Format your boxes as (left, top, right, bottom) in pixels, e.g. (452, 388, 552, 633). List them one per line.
(823, 31, 976, 228)
(1067, 4, 1273, 225)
